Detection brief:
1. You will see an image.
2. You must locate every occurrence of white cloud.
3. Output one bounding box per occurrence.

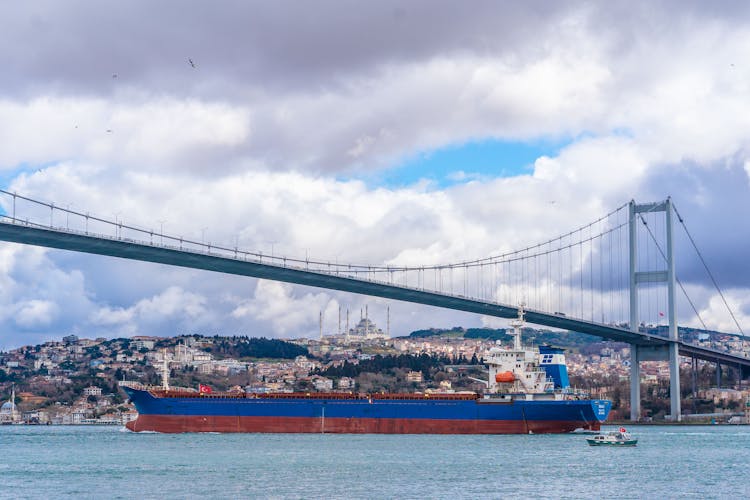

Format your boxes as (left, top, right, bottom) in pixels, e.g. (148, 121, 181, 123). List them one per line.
(533, 136, 648, 196)
(0, 97, 249, 171)
(90, 286, 206, 326)
(693, 290, 750, 334)
(2, 147, 748, 346)
(89, 306, 134, 327)
(1, 2, 750, 346)
(14, 299, 59, 328)
(233, 280, 336, 337)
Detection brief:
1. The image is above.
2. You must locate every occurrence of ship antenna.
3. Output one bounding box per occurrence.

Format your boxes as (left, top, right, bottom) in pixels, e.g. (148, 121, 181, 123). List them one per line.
(161, 348, 170, 391)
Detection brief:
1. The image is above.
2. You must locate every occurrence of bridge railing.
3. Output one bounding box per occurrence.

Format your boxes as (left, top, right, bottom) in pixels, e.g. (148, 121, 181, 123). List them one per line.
(0, 191, 676, 324)
(1, 190, 500, 303)
(0, 189, 446, 283)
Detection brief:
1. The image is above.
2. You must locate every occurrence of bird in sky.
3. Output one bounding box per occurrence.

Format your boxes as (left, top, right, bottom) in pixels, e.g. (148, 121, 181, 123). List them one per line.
(188, 58, 196, 68)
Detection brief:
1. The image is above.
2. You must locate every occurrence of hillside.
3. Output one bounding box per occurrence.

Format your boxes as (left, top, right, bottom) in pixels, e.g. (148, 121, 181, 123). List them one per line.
(404, 326, 605, 351)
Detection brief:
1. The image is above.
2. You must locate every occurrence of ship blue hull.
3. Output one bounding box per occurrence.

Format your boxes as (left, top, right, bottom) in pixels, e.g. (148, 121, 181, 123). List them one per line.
(123, 387, 611, 434)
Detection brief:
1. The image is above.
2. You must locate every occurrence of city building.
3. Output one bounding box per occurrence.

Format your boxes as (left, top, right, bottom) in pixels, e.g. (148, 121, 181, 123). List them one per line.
(83, 386, 103, 397)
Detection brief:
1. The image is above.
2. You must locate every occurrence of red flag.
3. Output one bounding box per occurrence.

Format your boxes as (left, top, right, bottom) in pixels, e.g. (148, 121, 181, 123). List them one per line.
(659, 312, 665, 317)
(619, 427, 627, 433)
(199, 384, 212, 394)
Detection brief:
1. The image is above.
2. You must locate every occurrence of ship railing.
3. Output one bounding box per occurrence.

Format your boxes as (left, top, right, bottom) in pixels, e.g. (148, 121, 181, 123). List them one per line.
(254, 392, 480, 401)
(118, 381, 148, 390)
(122, 389, 482, 401)
(372, 392, 479, 400)
(118, 381, 198, 393)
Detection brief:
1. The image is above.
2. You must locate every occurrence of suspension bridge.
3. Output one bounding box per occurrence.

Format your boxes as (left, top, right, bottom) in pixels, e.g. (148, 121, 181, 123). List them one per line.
(0, 190, 747, 421)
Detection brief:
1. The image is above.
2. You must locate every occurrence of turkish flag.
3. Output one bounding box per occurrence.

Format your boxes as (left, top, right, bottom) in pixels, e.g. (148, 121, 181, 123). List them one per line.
(199, 384, 213, 394)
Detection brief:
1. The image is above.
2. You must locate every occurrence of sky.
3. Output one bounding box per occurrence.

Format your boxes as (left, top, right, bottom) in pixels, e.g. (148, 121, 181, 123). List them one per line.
(1, 0, 750, 348)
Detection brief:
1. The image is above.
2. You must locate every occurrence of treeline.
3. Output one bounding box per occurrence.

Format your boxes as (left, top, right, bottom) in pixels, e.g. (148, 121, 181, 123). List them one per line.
(408, 327, 466, 338)
(464, 328, 510, 341)
(406, 327, 601, 350)
(0, 369, 18, 383)
(316, 353, 480, 380)
(407, 327, 511, 340)
(203, 337, 308, 360)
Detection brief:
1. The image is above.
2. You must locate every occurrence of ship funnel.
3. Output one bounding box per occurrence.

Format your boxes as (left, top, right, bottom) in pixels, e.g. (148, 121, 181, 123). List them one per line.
(539, 346, 570, 389)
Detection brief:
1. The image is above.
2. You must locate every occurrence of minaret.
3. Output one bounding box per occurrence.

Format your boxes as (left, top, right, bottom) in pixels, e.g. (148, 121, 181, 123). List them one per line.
(319, 311, 323, 341)
(365, 305, 369, 337)
(10, 383, 17, 421)
(338, 305, 342, 336)
(345, 309, 350, 343)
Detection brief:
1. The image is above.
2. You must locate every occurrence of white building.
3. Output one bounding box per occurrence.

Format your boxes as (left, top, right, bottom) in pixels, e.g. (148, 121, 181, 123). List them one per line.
(313, 377, 334, 391)
(294, 356, 318, 372)
(337, 377, 355, 389)
(131, 339, 155, 351)
(83, 386, 103, 397)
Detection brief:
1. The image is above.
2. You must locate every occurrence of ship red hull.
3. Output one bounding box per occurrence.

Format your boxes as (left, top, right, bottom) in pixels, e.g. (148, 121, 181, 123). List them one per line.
(126, 415, 600, 434)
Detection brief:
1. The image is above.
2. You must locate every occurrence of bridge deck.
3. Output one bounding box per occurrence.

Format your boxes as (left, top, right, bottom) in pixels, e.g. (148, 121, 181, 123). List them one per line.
(1, 220, 748, 368)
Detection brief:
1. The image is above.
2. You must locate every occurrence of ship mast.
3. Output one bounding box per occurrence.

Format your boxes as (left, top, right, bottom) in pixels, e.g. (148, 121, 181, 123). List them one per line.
(161, 349, 170, 391)
(509, 304, 525, 351)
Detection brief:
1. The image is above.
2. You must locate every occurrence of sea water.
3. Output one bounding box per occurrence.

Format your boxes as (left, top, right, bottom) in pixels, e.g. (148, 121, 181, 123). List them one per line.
(1, 425, 748, 499)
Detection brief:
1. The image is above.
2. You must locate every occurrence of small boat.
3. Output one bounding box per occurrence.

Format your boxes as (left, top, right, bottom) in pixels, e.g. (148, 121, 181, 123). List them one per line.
(586, 427, 638, 446)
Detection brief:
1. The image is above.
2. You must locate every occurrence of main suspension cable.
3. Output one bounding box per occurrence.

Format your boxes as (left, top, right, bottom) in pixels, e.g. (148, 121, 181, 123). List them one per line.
(672, 203, 745, 336)
(637, 212, 708, 330)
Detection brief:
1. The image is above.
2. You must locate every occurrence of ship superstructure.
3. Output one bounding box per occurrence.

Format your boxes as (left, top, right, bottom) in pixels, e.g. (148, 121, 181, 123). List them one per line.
(486, 306, 556, 395)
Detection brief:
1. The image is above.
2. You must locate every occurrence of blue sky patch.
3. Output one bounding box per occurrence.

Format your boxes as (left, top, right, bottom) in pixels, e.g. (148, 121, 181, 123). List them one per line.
(369, 138, 568, 188)
(0, 161, 59, 189)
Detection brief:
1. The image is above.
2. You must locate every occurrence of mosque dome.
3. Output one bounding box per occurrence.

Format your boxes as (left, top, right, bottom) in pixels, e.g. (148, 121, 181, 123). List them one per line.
(0, 401, 16, 414)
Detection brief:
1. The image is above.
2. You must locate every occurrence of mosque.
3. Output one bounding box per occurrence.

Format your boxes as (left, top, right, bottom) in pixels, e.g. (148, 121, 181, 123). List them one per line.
(0, 385, 20, 424)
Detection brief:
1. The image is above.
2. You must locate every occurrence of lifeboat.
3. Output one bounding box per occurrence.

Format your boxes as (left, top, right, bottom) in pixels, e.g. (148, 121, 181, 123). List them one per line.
(495, 371, 516, 383)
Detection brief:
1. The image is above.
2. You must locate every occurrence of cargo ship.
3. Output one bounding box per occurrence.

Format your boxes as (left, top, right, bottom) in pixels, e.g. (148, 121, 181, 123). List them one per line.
(121, 307, 611, 434)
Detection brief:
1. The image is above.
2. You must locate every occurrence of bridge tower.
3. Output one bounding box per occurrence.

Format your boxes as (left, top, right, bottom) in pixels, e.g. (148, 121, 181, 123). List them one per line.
(629, 198, 681, 422)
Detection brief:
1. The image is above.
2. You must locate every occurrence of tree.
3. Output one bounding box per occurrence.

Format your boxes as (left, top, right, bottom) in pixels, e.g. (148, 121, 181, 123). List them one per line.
(59, 360, 77, 371)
